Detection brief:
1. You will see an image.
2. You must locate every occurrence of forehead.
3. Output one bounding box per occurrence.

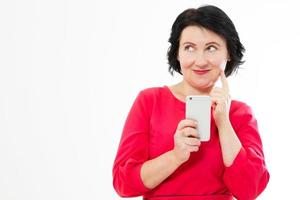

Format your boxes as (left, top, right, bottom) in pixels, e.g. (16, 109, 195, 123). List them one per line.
(179, 25, 226, 45)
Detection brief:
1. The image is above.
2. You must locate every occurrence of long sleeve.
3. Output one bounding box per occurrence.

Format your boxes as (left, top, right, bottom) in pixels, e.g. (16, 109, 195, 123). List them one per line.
(223, 104, 270, 200)
(112, 91, 152, 197)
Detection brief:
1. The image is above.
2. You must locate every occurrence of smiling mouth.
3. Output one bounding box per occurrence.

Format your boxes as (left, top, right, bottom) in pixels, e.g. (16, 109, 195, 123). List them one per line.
(193, 69, 211, 75)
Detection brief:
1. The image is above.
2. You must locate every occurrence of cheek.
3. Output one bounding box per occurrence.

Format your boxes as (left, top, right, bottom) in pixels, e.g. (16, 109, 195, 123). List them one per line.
(210, 70, 221, 82)
(178, 54, 195, 69)
(209, 58, 226, 71)
(208, 59, 225, 81)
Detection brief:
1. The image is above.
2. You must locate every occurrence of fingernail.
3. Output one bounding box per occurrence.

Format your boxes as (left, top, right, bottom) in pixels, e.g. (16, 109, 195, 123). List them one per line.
(219, 60, 226, 71)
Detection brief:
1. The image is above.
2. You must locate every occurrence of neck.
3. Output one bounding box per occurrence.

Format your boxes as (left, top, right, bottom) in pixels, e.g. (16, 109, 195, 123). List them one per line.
(178, 80, 213, 97)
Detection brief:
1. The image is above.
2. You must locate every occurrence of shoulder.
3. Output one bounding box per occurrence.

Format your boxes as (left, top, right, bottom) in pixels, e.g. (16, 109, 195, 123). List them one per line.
(136, 86, 167, 101)
(139, 86, 166, 96)
(129, 86, 168, 118)
(135, 85, 177, 110)
(230, 100, 254, 116)
(230, 100, 256, 122)
(132, 86, 166, 106)
(230, 100, 257, 130)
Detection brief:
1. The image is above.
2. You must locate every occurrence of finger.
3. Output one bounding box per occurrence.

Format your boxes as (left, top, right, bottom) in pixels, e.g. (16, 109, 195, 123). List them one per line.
(211, 102, 216, 110)
(210, 97, 226, 109)
(210, 91, 224, 98)
(210, 88, 231, 103)
(220, 71, 229, 93)
(178, 119, 198, 130)
(210, 96, 219, 103)
(211, 96, 226, 104)
(184, 137, 201, 146)
(210, 88, 225, 98)
(187, 145, 199, 152)
(211, 87, 223, 93)
(219, 60, 227, 71)
(182, 127, 199, 138)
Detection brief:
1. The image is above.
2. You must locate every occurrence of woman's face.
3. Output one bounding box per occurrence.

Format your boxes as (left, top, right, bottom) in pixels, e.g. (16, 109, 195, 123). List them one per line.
(177, 25, 230, 90)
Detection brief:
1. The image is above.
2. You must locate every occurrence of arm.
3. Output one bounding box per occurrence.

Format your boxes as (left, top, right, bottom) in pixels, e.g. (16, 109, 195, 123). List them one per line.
(210, 71, 243, 167)
(222, 105, 270, 200)
(113, 91, 200, 196)
(141, 119, 200, 189)
(141, 150, 181, 189)
(210, 71, 270, 199)
(217, 118, 242, 167)
(112, 91, 151, 197)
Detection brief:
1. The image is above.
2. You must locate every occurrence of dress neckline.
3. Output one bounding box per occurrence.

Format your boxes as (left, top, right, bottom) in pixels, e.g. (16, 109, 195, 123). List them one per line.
(163, 85, 186, 106)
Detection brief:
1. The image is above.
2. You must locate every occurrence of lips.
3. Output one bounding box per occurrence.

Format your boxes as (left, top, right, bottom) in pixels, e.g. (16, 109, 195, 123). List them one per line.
(193, 69, 210, 75)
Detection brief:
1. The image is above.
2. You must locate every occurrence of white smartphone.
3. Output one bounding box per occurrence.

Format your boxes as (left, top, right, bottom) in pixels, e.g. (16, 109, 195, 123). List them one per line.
(186, 95, 211, 141)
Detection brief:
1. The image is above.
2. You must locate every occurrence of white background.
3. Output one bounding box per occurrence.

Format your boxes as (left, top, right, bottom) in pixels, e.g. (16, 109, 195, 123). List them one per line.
(1, 0, 300, 199)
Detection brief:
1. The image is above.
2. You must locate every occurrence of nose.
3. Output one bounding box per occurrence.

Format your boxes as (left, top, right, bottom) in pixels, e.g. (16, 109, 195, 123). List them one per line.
(194, 53, 208, 68)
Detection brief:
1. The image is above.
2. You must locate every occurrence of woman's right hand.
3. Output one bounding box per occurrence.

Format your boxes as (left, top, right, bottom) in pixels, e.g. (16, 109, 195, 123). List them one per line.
(172, 119, 201, 165)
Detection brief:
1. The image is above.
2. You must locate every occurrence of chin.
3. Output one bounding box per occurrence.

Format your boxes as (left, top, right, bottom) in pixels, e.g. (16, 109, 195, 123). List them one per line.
(194, 81, 214, 90)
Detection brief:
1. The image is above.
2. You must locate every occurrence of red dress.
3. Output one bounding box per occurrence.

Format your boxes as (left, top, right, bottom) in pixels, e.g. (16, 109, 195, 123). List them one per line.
(113, 86, 269, 200)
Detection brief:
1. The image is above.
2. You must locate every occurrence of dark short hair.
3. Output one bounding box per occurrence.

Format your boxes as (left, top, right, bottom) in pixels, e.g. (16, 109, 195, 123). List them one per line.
(167, 5, 245, 77)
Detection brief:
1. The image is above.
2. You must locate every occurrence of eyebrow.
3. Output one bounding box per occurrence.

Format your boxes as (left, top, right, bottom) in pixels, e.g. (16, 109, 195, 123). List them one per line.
(182, 42, 196, 46)
(206, 42, 221, 47)
(181, 41, 221, 47)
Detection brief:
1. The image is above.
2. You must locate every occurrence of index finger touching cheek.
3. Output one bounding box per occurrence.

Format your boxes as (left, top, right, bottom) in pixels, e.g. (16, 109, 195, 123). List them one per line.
(220, 70, 229, 93)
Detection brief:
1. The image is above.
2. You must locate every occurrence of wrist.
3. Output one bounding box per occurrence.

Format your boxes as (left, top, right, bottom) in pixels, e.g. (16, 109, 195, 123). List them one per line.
(216, 117, 231, 129)
(169, 150, 185, 166)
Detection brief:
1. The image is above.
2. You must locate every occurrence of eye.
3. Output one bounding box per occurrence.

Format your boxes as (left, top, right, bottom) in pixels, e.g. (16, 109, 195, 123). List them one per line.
(207, 45, 217, 52)
(184, 45, 195, 52)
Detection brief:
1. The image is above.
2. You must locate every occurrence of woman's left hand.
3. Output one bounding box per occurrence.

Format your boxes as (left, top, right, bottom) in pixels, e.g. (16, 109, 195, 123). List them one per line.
(210, 71, 231, 127)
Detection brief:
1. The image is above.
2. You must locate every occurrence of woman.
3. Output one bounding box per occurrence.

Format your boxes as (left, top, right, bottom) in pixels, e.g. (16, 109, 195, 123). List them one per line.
(113, 5, 269, 200)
